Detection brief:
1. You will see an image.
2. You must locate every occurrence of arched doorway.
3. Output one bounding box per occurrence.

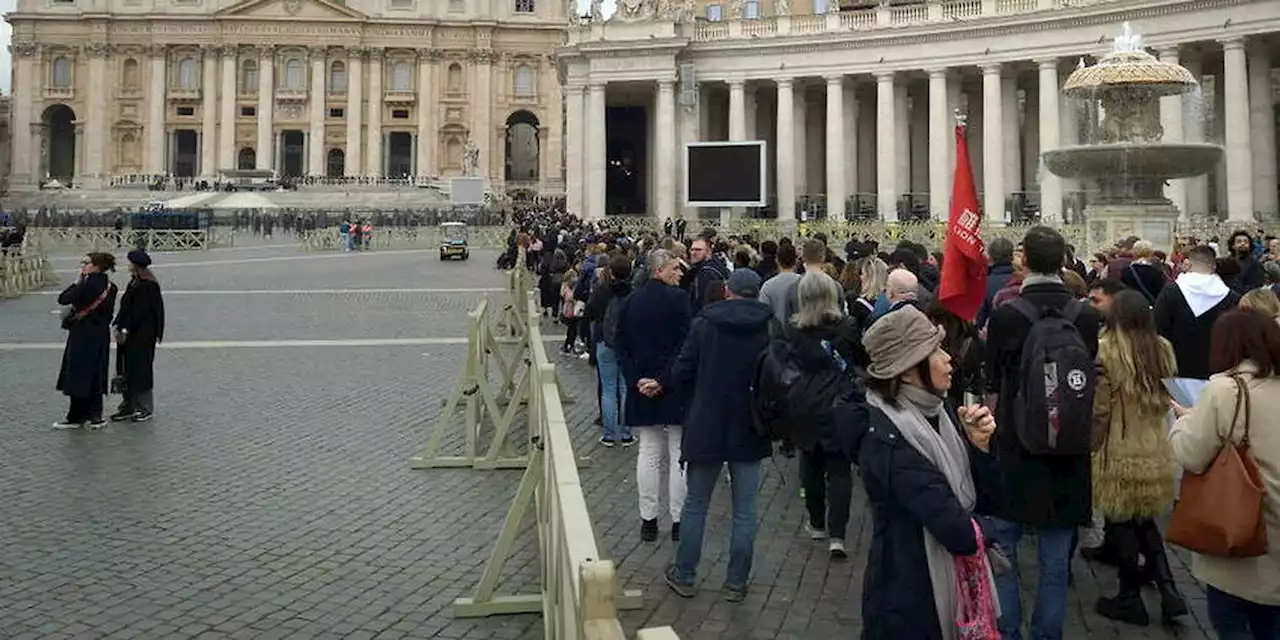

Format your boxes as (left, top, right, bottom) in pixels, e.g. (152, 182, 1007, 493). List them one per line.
(504, 110, 539, 183)
(238, 147, 256, 170)
(326, 148, 345, 177)
(42, 104, 77, 180)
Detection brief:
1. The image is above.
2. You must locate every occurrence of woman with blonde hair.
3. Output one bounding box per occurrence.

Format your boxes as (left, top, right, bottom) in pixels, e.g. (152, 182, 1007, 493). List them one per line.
(848, 257, 888, 333)
(1092, 289, 1184, 625)
(1239, 287, 1280, 324)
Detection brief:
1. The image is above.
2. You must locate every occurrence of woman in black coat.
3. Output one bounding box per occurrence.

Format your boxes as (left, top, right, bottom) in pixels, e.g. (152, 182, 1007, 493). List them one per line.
(54, 252, 118, 429)
(111, 250, 165, 422)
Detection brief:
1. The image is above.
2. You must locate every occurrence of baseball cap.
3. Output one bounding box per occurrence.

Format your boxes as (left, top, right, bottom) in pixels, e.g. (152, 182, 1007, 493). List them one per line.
(726, 269, 762, 298)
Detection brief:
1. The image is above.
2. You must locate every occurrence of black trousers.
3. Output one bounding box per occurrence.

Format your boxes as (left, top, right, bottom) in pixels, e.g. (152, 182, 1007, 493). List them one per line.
(66, 395, 104, 423)
(800, 444, 853, 539)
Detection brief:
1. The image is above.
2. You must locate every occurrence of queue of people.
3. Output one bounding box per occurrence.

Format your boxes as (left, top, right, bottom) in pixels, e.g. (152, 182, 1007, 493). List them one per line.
(508, 210, 1280, 640)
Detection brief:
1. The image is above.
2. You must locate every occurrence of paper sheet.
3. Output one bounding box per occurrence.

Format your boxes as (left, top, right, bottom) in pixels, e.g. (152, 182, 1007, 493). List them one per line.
(1163, 378, 1208, 408)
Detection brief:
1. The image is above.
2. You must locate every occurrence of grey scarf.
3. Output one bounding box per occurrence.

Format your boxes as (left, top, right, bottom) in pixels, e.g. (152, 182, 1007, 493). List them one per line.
(866, 385, 994, 639)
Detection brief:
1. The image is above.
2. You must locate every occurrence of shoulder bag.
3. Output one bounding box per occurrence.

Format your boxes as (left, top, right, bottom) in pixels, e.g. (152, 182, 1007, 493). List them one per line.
(60, 283, 112, 331)
(1165, 375, 1269, 558)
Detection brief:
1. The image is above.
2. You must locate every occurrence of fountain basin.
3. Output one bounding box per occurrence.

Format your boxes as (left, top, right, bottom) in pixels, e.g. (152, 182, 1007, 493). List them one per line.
(1042, 143, 1223, 180)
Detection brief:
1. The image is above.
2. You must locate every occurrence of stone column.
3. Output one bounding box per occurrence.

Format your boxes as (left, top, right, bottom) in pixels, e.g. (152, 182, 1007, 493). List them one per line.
(794, 86, 807, 195)
(565, 85, 585, 216)
(201, 46, 220, 178)
(1002, 75, 1021, 194)
(982, 64, 1006, 221)
(843, 82, 858, 195)
(910, 83, 929, 194)
(543, 55, 564, 189)
(307, 49, 325, 177)
(84, 43, 109, 182)
(256, 46, 275, 172)
(656, 79, 677, 221)
(928, 68, 951, 219)
(895, 82, 910, 196)
(587, 82, 607, 218)
(1249, 42, 1278, 217)
(1221, 38, 1254, 221)
(344, 49, 363, 176)
(825, 75, 846, 221)
(876, 71, 899, 222)
(365, 49, 383, 177)
(146, 45, 168, 174)
(678, 84, 701, 219)
(471, 50, 494, 181)
(218, 47, 237, 172)
(1182, 55, 1208, 216)
(10, 43, 35, 185)
(1038, 58, 1063, 223)
(776, 78, 797, 221)
(417, 49, 438, 178)
(1154, 48, 1187, 215)
(728, 79, 747, 140)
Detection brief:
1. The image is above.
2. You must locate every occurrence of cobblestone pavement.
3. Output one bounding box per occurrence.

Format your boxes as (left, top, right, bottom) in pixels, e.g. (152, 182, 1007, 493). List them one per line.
(0, 245, 1212, 639)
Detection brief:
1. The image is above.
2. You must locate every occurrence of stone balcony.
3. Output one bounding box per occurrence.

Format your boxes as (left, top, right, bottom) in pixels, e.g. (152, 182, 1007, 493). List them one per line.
(383, 90, 416, 103)
(43, 87, 74, 100)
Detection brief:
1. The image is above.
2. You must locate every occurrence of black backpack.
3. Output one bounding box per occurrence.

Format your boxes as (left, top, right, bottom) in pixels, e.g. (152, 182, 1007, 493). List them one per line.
(601, 293, 627, 348)
(1008, 298, 1095, 456)
(750, 329, 849, 444)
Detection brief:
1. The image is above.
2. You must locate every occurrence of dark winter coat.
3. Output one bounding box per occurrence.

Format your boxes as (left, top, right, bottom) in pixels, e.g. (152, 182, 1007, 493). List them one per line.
(56, 273, 118, 400)
(583, 280, 631, 346)
(660, 298, 775, 464)
(1120, 262, 1167, 304)
(615, 279, 692, 427)
(983, 281, 1101, 527)
(842, 399, 1001, 639)
(783, 318, 863, 453)
(681, 259, 730, 316)
(1154, 283, 1240, 380)
(976, 262, 1015, 328)
(113, 277, 165, 394)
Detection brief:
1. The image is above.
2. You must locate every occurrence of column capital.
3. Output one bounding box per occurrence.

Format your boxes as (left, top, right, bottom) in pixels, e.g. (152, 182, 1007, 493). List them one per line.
(874, 70, 895, 82)
(9, 42, 38, 58)
(220, 45, 239, 60)
(418, 47, 443, 62)
(588, 81, 606, 91)
(1034, 57, 1058, 70)
(147, 44, 168, 59)
(981, 63, 1002, 75)
(656, 79, 676, 91)
(565, 83, 586, 95)
(1219, 37, 1245, 50)
(1154, 46, 1180, 60)
(823, 74, 843, 85)
(925, 67, 949, 79)
(775, 76, 794, 89)
(727, 78, 746, 89)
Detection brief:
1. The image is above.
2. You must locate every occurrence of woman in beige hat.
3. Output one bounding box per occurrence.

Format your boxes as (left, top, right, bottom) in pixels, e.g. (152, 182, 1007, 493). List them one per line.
(850, 304, 1002, 639)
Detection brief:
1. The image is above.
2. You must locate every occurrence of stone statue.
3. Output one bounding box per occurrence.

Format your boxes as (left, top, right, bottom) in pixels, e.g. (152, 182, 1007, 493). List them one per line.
(589, 0, 604, 21)
(612, 0, 655, 21)
(826, 0, 840, 12)
(775, 0, 790, 15)
(656, 0, 678, 19)
(727, 0, 744, 19)
(462, 139, 480, 176)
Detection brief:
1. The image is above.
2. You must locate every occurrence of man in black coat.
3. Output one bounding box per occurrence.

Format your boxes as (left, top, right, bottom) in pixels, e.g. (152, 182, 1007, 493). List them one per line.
(639, 269, 776, 603)
(983, 226, 1100, 640)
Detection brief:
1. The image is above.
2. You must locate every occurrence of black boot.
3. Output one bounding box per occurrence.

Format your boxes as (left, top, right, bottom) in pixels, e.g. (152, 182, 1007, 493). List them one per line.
(1137, 519, 1188, 622)
(1095, 521, 1150, 626)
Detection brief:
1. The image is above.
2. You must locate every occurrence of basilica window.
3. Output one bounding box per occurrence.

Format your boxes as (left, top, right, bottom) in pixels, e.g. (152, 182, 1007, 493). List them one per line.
(743, 0, 760, 18)
(513, 65, 535, 99)
(329, 61, 347, 93)
(122, 58, 140, 90)
(241, 60, 259, 94)
(706, 3, 723, 21)
(177, 57, 200, 91)
(390, 60, 412, 92)
(447, 63, 464, 94)
(283, 57, 305, 90)
(514, 0, 534, 12)
(50, 56, 73, 89)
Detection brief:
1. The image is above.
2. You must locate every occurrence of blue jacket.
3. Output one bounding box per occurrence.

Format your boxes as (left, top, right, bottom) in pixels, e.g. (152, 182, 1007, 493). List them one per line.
(660, 298, 775, 464)
(573, 254, 600, 302)
(976, 262, 1015, 328)
(615, 279, 692, 427)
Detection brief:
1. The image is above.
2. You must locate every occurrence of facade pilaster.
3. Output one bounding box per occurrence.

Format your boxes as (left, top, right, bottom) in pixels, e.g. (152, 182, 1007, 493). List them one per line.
(84, 43, 109, 183)
(308, 49, 325, 177)
(876, 71, 899, 222)
(1248, 42, 1278, 217)
(565, 85, 586, 216)
(201, 46, 219, 177)
(1221, 38, 1254, 220)
(982, 64, 1006, 221)
(587, 82, 607, 218)
(417, 49, 439, 178)
(10, 43, 36, 184)
(927, 68, 951, 219)
(218, 47, 237, 172)
(344, 49, 363, 176)
(728, 79, 747, 141)
(776, 78, 796, 221)
(656, 80, 677, 221)
(147, 45, 168, 174)
(256, 46, 275, 171)
(471, 49, 494, 180)
(365, 49, 383, 177)
(543, 56, 564, 188)
(1038, 58, 1063, 223)
(825, 75, 846, 221)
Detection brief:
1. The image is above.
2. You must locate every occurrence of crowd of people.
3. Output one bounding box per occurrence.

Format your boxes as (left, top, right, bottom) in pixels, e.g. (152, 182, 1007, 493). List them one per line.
(507, 210, 1280, 640)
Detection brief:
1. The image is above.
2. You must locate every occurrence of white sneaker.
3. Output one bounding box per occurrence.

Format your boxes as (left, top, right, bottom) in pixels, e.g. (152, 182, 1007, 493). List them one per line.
(829, 538, 848, 559)
(51, 420, 83, 430)
(805, 523, 828, 540)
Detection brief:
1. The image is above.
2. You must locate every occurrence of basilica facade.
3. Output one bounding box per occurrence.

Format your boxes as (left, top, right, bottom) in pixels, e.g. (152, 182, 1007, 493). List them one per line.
(6, 0, 570, 193)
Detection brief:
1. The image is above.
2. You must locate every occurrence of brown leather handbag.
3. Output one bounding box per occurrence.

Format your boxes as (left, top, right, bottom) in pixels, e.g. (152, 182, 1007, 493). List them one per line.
(1166, 375, 1269, 558)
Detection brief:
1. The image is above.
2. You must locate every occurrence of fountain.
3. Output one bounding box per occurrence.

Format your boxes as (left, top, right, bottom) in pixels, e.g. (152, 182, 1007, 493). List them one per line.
(1042, 22, 1222, 250)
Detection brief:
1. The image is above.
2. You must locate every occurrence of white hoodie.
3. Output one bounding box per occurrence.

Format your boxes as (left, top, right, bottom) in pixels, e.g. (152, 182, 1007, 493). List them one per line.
(1175, 272, 1231, 317)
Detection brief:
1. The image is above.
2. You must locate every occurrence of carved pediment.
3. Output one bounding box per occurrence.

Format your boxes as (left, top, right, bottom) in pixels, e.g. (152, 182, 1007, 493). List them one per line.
(216, 0, 367, 21)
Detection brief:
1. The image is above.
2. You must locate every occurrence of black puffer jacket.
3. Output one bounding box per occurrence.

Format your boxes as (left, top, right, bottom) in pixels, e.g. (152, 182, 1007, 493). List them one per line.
(781, 317, 863, 452)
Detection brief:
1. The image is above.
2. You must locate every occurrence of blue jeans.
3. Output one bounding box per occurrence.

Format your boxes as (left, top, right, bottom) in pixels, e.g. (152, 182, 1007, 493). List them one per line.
(1207, 585, 1280, 640)
(672, 461, 761, 589)
(986, 517, 1074, 640)
(595, 343, 630, 442)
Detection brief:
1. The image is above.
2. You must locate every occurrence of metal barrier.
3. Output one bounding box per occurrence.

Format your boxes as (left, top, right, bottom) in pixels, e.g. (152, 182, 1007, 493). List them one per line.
(299, 226, 512, 251)
(0, 253, 58, 298)
(24, 228, 236, 253)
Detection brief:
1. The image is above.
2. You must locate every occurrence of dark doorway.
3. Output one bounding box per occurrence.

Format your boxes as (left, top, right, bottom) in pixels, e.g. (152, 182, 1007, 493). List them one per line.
(505, 110, 540, 183)
(281, 130, 304, 177)
(173, 130, 199, 177)
(238, 147, 256, 170)
(42, 104, 77, 181)
(387, 132, 413, 178)
(605, 105, 647, 215)
(327, 148, 345, 178)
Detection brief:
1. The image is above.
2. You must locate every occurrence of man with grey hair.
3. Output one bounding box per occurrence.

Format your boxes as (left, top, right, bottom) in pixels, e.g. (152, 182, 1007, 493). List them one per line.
(873, 269, 921, 322)
(614, 248, 692, 543)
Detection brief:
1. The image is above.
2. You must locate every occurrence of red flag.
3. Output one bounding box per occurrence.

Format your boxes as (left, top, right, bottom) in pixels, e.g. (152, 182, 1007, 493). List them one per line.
(937, 125, 987, 323)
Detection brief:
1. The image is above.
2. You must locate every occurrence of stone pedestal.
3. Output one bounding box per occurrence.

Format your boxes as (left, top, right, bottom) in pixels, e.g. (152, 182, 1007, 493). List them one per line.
(1085, 203, 1180, 253)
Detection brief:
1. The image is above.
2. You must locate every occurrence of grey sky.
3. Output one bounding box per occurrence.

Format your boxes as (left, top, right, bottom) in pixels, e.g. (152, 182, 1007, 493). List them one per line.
(0, 0, 13, 94)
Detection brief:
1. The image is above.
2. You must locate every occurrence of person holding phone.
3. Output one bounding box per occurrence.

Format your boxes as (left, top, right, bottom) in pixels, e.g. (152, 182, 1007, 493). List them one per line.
(53, 252, 118, 430)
